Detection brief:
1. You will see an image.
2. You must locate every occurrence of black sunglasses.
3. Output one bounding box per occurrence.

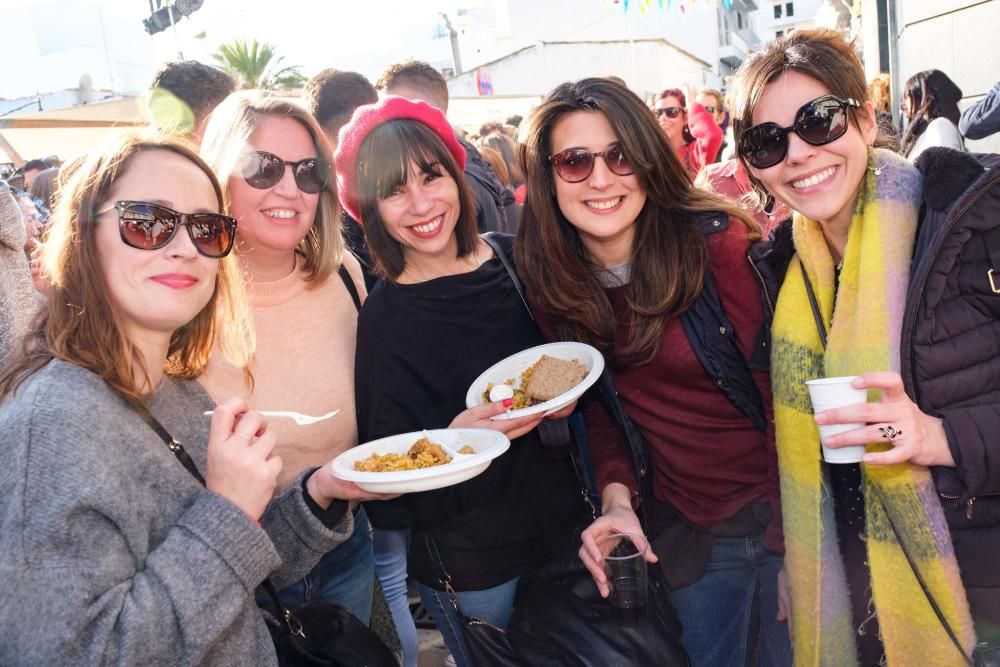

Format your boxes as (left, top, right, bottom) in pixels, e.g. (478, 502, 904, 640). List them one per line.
(654, 106, 683, 119)
(739, 95, 861, 169)
(241, 150, 327, 194)
(703, 105, 717, 114)
(104, 201, 237, 258)
(549, 145, 635, 183)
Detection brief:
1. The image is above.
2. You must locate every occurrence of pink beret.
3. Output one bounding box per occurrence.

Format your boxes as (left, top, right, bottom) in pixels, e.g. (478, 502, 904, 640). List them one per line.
(334, 95, 466, 224)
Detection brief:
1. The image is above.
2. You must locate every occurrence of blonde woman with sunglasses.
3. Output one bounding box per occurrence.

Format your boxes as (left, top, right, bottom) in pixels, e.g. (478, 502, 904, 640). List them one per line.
(199, 91, 383, 623)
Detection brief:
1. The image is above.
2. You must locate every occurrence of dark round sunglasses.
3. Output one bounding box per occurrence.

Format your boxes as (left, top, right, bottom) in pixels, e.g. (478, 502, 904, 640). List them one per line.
(739, 95, 861, 169)
(104, 200, 237, 258)
(549, 145, 635, 183)
(241, 150, 328, 194)
(654, 106, 684, 119)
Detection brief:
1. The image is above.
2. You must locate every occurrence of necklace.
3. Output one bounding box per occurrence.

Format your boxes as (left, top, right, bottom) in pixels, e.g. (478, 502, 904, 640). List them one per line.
(401, 246, 482, 284)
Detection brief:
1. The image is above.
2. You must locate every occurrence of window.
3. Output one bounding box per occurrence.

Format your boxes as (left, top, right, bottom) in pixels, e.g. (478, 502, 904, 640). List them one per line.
(775, 30, 784, 38)
(773, 4, 782, 19)
(786, 2, 794, 16)
(737, 12, 744, 29)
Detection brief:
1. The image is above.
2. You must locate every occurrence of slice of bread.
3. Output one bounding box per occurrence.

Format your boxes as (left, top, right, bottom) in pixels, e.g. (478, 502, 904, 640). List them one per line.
(522, 355, 588, 402)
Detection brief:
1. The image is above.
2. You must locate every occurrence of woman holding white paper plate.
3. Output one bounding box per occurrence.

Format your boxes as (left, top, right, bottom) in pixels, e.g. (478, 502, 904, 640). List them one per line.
(334, 96, 586, 667)
(515, 77, 790, 666)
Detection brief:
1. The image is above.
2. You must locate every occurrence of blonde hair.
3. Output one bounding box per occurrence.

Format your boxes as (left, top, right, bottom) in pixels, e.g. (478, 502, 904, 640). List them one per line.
(0, 132, 254, 404)
(200, 90, 343, 285)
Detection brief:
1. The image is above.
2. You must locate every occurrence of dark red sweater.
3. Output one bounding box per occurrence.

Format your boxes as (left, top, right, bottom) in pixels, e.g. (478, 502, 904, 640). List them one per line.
(582, 220, 783, 552)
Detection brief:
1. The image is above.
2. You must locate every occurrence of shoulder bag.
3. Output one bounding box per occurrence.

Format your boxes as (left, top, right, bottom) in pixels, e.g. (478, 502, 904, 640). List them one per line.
(134, 405, 396, 667)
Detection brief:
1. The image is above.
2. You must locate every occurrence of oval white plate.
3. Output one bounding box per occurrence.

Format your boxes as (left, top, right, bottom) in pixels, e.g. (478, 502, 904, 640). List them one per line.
(464, 342, 605, 421)
(330, 428, 510, 494)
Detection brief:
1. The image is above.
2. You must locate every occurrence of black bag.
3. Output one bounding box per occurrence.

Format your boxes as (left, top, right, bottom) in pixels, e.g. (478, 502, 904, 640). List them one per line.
(135, 406, 396, 667)
(260, 582, 397, 667)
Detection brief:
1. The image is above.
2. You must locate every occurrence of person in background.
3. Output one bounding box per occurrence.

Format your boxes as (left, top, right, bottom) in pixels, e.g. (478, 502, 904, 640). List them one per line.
(199, 92, 378, 625)
(376, 59, 509, 233)
(900, 69, 965, 161)
(731, 29, 990, 663)
(148, 61, 236, 144)
(697, 87, 729, 162)
(304, 68, 381, 290)
(695, 158, 790, 234)
(868, 73, 898, 137)
(959, 78, 1000, 141)
(18, 159, 46, 193)
(652, 85, 723, 178)
(516, 77, 790, 666)
(0, 180, 37, 370)
(477, 144, 521, 233)
(337, 96, 585, 667)
(28, 166, 59, 221)
(0, 132, 375, 666)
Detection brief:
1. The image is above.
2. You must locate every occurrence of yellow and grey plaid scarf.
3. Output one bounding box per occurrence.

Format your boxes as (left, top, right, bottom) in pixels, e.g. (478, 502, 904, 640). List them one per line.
(772, 149, 975, 665)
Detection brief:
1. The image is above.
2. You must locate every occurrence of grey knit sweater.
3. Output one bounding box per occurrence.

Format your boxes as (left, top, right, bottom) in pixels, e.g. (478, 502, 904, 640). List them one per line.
(0, 180, 38, 372)
(0, 359, 354, 665)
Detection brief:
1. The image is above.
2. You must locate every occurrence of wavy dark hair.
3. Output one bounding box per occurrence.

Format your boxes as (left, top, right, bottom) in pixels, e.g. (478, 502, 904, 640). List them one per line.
(515, 77, 756, 369)
(899, 69, 963, 158)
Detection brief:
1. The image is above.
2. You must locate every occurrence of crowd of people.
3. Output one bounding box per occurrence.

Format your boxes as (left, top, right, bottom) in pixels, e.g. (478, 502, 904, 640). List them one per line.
(0, 26, 998, 667)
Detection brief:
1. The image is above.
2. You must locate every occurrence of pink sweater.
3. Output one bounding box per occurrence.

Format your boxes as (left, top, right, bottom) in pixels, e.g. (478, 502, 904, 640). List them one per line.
(199, 254, 367, 489)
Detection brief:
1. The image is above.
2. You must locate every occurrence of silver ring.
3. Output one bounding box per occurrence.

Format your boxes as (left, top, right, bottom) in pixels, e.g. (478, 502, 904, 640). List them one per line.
(878, 425, 903, 441)
(231, 433, 252, 442)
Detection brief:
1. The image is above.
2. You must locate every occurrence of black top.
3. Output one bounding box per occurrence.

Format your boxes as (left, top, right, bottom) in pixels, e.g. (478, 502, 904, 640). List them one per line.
(356, 234, 584, 590)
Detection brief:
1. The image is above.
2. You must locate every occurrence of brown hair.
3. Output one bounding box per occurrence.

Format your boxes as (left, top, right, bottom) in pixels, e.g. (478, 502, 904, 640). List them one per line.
(355, 119, 478, 281)
(375, 59, 450, 113)
(200, 90, 343, 285)
(729, 29, 887, 208)
(478, 145, 510, 187)
(481, 132, 524, 188)
(0, 132, 254, 405)
(654, 87, 695, 144)
(515, 77, 757, 369)
(868, 73, 891, 113)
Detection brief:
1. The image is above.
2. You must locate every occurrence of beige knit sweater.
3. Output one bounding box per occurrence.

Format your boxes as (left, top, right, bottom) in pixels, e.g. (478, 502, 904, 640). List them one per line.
(199, 254, 366, 489)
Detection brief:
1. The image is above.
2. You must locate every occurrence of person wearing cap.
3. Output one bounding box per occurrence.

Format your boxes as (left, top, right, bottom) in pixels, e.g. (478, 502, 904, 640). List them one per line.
(337, 96, 586, 667)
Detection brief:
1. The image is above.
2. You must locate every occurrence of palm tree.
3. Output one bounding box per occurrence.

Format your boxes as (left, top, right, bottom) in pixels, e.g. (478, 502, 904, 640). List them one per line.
(212, 38, 306, 90)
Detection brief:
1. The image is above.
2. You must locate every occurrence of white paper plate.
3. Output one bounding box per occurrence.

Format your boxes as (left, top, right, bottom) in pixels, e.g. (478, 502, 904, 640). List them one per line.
(330, 428, 510, 494)
(464, 342, 605, 421)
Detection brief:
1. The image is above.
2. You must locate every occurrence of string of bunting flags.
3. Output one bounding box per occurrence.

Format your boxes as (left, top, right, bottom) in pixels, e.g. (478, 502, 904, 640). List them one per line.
(605, 0, 734, 14)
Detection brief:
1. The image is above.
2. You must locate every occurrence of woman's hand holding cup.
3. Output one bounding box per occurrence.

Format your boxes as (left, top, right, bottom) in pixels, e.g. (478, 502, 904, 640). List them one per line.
(579, 483, 658, 598)
(205, 397, 282, 521)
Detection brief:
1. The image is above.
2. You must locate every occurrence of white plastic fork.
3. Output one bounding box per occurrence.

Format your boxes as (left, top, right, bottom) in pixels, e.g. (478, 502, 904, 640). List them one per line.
(203, 409, 340, 426)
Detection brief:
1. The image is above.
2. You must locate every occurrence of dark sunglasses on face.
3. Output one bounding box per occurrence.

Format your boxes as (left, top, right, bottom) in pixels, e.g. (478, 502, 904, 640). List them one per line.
(549, 145, 635, 183)
(703, 105, 717, 113)
(104, 200, 237, 258)
(241, 150, 327, 194)
(654, 106, 684, 119)
(739, 94, 861, 170)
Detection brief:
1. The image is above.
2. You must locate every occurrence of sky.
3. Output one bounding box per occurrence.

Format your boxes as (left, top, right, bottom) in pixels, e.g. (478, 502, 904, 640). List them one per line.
(0, 0, 463, 100)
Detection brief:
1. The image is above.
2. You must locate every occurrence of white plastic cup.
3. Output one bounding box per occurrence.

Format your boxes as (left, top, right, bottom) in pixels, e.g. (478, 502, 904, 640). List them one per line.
(804, 376, 868, 464)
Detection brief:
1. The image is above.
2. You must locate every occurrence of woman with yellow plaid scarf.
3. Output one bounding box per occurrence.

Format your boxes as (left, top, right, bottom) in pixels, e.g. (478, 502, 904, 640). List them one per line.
(730, 29, 1000, 666)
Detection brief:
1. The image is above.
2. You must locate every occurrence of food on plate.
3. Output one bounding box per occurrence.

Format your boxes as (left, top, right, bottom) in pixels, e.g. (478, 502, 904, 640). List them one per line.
(458, 445, 476, 455)
(353, 437, 453, 472)
(482, 355, 589, 408)
(488, 383, 514, 402)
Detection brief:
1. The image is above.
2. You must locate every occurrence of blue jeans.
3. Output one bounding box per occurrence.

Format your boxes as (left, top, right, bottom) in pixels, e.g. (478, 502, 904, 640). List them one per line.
(276, 506, 375, 624)
(417, 577, 520, 667)
(373, 528, 418, 667)
(666, 532, 791, 667)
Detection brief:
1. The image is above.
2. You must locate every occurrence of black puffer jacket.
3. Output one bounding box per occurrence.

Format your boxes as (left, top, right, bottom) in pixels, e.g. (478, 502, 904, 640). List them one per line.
(904, 148, 1000, 616)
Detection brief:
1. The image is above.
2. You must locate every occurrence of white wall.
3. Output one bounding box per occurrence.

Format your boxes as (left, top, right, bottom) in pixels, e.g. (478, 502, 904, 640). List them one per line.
(755, 0, 825, 40)
(446, 40, 713, 102)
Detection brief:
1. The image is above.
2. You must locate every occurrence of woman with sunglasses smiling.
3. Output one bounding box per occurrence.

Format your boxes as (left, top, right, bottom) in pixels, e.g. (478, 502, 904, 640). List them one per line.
(516, 77, 791, 666)
(199, 92, 382, 624)
(731, 29, 996, 664)
(335, 96, 586, 667)
(0, 133, 367, 665)
(652, 85, 723, 178)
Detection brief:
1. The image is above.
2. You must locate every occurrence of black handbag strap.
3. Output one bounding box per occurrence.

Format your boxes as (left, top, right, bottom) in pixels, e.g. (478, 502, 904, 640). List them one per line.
(481, 232, 532, 319)
(800, 272, 973, 665)
(133, 404, 306, 639)
(337, 263, 362, 312)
